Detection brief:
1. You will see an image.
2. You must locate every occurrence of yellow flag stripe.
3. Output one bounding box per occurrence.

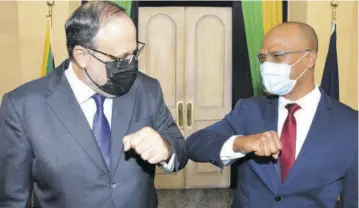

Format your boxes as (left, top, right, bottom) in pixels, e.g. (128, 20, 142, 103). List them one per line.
(262, 1, 283, 35)
(41, 18, 52, 77)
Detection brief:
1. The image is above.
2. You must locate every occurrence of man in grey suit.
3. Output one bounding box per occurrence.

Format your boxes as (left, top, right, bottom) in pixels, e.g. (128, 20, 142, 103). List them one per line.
(0, 2, 187, 208)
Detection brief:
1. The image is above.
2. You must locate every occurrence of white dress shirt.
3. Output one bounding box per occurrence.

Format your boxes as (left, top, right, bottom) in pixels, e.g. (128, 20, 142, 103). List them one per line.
(65, 62, 175, 171)
(220, 86, 321, 164)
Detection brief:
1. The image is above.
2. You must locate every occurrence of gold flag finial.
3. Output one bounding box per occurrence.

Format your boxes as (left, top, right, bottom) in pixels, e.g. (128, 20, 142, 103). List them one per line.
(331, 1, 339, 21)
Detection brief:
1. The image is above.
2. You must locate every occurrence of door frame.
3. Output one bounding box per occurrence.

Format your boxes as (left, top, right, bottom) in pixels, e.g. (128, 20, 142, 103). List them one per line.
(135, 1, 287, 189)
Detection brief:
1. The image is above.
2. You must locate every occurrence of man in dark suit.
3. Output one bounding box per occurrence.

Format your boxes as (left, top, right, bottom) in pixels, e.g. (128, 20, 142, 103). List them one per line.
(187, 22, 358, 208)
(0, 2, 187, 208)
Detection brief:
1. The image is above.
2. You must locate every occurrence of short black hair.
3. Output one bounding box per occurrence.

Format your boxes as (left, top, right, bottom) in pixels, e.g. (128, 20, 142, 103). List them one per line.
(65, 1, 127, 59)
(283, 21, 319, 52)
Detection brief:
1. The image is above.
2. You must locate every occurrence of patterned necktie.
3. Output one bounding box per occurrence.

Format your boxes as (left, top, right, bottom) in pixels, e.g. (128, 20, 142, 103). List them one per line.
(92, 94, 111, 169)
(280, 103, 301, 183)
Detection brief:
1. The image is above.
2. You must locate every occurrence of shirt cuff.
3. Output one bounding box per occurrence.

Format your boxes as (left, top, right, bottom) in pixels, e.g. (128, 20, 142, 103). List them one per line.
(220, 135, 246, 165)
(158, 153, 176, 172)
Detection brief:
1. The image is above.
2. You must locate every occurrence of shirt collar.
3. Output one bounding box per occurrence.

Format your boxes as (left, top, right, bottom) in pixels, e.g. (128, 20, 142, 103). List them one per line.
(65, 61, 96, 104)
(279, 85, 321, 113)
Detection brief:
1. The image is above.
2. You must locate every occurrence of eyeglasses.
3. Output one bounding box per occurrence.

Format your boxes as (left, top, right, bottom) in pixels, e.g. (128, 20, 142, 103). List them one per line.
(87, 41, 145, 64)
(257, 49, 311, 64)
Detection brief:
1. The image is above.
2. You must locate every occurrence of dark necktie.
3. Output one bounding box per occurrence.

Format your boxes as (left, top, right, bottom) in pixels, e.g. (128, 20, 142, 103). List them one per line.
(92, 94, 111, 169)
(280, 103, 300, 183)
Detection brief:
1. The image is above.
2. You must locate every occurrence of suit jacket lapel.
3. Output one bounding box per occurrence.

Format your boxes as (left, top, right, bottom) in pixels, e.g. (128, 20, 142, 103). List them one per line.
(110, 85, 137, 176)
(46, 60, 109, 176)
(281, 90, 332, 191)
(248, 96, 281, 194)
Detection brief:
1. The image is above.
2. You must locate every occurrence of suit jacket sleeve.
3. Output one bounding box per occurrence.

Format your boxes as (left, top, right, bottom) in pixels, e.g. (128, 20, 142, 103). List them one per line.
(186, 99, 245, 168)
(153, 80, 188, 172)
(0, 94, 33, 208)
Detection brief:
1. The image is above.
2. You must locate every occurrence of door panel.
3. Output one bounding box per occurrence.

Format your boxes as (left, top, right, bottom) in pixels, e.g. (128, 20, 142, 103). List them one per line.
(184, 7, 232, 188)
(139, 7, 185, 189)
(139, 6, 232, 189)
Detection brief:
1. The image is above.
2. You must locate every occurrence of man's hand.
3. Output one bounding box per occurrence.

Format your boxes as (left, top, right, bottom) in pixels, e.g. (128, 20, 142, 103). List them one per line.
(123, 127, 172, 164)
(233, 131, 282, 159)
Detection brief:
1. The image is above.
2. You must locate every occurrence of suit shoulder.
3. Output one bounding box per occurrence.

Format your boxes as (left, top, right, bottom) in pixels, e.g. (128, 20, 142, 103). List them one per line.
(136, 72, 158, 83)
(4, 76, 50, 104)
(132, 72, 163, 114)
(330, 99, 358, 125)
(134, 72, 160, 94)
(330, 100, 358, 155)
(234, 95, 275, 109)
(242, 95, 274, 103)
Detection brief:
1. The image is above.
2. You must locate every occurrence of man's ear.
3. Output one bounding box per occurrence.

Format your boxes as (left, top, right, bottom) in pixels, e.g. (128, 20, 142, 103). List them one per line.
(73, 46, 88, 69)
(307, 52, 317, 69)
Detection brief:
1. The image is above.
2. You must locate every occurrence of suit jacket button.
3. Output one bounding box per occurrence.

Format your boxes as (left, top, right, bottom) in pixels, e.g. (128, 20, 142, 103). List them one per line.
(275, 196, 281, 202)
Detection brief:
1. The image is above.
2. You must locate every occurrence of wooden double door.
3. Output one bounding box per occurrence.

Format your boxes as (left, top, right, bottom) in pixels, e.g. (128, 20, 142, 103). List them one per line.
(138, 7, 232, 189)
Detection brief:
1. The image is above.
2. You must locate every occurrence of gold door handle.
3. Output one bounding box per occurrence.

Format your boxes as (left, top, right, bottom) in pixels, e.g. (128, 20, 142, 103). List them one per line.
(177, 102, 184, 129)
(187, 102, 192, 127)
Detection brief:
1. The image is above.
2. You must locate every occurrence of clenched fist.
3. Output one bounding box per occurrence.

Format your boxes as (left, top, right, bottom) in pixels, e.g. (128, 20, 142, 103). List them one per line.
(233, 131, 282, 159)
(123, 127, 172, 164)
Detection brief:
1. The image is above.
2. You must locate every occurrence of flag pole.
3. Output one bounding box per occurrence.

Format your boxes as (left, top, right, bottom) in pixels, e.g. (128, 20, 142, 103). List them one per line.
(33, 1, 57, 204)
(331, 1, 338, 23)
(46, 0, 54, 52)
(331, 3, 341, 205)
(47, 0, 55, 25)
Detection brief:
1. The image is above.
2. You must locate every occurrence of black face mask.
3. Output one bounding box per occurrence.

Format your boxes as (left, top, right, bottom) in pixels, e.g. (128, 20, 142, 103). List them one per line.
(85, 57, 138, 97)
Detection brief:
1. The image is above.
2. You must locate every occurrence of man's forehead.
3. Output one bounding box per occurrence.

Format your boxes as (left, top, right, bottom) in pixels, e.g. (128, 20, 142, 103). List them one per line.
(261, 24, 304, 52)
(95, 18, 136, 57)
(261, 35, 293, 52)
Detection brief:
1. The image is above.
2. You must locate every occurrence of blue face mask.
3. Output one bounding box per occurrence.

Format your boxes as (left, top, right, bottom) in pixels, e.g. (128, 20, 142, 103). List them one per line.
(260, 52, 308, 96)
